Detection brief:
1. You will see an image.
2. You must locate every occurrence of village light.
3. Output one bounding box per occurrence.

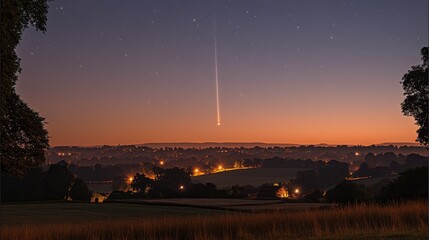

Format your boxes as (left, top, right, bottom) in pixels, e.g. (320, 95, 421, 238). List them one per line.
(294, 188, 300, 194)
(179, 185, 184, 190)
(218, 165, 223, 170)
(194, 168, 199, 173)
(355, 152, 360, 156)
(128, 177, 134, 182)
(159, 160, 165, 165)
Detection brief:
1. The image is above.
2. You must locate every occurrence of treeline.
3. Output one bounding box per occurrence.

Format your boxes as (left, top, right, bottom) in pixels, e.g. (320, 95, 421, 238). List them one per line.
(325, 167, 428, 203)
(354, 153, 427, 178)
(363, 152, 426, 167)
(47, 145, 427, 167)
(244, 152, 426, 169)
(1, 161, 91, 202)
(109, 167, 226, 199)
(292, 160, 349, 190)
(68, 163, 153, 182)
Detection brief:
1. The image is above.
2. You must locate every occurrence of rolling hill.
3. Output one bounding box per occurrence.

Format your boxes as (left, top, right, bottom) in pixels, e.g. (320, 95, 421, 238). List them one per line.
(192, 168, 306, 188)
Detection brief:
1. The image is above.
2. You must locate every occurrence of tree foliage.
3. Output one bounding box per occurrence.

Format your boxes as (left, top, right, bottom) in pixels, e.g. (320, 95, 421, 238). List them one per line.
(0, 0, 50, 176)
(1, 93, 49, 176)
(400, 47, 428, 147)
(325, 181, 372, 203)
(1, 162, 90, 202)
(131, 173, 153, 192)
(380, 166, 428, 201)
(152, 166, 191, 190)
(70, 178, 92, 201)
(44, 162, 75, 200)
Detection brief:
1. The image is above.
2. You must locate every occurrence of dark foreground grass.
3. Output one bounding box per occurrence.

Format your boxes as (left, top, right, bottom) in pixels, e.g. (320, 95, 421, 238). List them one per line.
(1, 201, 427, 240)
(0, 202, 223, 224)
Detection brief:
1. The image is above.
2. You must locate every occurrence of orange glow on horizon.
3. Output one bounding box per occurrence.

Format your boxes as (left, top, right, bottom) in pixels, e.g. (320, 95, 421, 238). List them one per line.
(43, 95, 418, 147)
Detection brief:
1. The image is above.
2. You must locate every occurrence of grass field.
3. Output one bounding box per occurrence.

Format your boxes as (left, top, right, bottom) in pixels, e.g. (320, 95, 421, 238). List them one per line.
(1, 201, 427, 239)
(350, 175, 397, 186)
(87, 183, 113, 193)
(114, 198, 334, 211)
(192, 168, 306, 188)
(0, 202, 222, 225)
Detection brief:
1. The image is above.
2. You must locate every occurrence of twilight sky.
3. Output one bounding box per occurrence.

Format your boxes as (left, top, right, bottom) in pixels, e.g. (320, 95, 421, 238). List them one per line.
(16, 0, 427, 146)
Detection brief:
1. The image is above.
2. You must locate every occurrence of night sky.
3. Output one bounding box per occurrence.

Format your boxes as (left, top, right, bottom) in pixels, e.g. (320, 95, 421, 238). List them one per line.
(16, 0, 427, 146)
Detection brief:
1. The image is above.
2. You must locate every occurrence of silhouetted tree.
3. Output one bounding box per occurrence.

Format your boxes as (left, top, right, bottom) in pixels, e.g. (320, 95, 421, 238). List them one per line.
(1, 167, 45, 202)
(304, 189, 324, 202)
(70, 178, 91, 201)
(380, 167, 428, 201)
(1, 93, 49, 176)
(355, 162, 370, 177)
(326, 181, 372, 203)
(44, 162, 75, 200)
(151, 167, 191, 197)
(1, 0, 50, 176)
(131, 173, 152, 192)
(400, 47, 428, 147)
(403, 153, 427, 169)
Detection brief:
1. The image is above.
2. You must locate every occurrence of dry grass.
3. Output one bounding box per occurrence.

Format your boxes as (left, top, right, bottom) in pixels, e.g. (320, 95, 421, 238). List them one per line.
(1, 201, 427, 240)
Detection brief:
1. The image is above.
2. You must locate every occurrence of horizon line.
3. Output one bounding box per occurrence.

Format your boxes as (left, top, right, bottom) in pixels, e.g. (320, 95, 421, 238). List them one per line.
(50, 141, 421, 148)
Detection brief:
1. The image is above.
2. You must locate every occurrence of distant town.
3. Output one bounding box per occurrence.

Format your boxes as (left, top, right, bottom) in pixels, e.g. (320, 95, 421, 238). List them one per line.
(40, 143, 428, 199)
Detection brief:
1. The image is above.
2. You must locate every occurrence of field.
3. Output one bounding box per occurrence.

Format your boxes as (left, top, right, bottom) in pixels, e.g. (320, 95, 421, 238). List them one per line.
(1, 201, 427, 239)
(87, 183, 113, 193)
(113, 198, 334, 211)
(351, 175, 397, 186)
(0, 202, 222, 225)
(192, 168, 305, 188)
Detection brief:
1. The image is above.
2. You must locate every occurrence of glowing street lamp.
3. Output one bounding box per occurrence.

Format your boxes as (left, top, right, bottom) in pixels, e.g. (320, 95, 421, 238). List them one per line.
(194, 168, 200, 174)
(218, 165, 223, 170)
(179, 185, 184, 190)
(294, 188, 300, 194)
(128, 177, 134, 183)
(159, 160, 165, 165)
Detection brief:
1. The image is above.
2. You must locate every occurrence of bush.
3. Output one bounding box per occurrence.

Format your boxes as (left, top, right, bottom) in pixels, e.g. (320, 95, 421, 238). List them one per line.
(70, 178, 91, 202)
(380, 166, 428, 201)
(326, 181, 372, 203)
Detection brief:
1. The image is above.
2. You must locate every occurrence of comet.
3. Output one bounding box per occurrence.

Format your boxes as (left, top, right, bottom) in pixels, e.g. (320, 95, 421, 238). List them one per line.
(213, 14, 221, 126)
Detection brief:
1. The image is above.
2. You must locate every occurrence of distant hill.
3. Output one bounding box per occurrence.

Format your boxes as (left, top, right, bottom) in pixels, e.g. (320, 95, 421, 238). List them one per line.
(377, 142, 421, 147)
(192, 168, 307, 188)
(142, 142, 301, 148)
(52, 141, 423, 149)
(142, 142, 423, 148)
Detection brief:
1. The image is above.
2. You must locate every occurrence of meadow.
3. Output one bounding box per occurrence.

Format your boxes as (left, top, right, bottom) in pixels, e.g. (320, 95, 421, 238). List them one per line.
(0, 202, 222, 225)
(113, 198, 334, 211)
(192, 168, 306, 188)
(1, 201, 427, 240)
